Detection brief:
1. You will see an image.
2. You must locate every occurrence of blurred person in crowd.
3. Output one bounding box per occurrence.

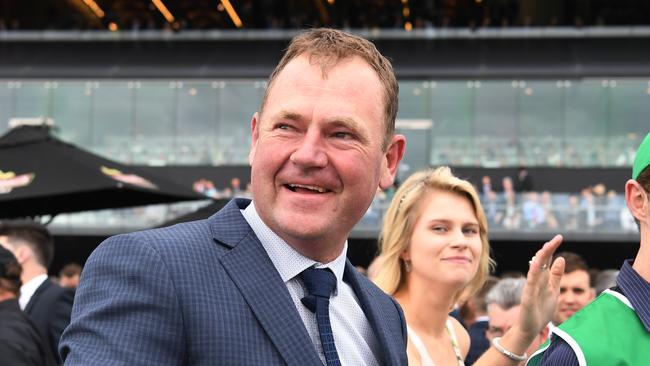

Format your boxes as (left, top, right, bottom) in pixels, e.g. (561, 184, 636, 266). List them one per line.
(58, 263, 82, 289)
(61, 28, 410, 365)
(483, 190, 502, 228)
(230, 176, 243, 197)
(0, 245, 56, 366)
(481, 175, 493, 197)
(580, 187, 598, 229)
(603, 189, 622, 230)
(592, 183, 608, 226)
(0, 220, 73, 365)
(463, 276, 499, 365)
(593, 269, 619, 296)
(530, 131, 650, 365)
(501, 176, 521, 229)
(551, 252, 595, 326)
(485, 278, 550, 366)
(374, 167, 565, 366)
(564, 194, 581, 231)
(539, 191, 559, 230)
(522, 191, 546, 229)
(515, 166, 533, 192)
(192, 177, 218, 198)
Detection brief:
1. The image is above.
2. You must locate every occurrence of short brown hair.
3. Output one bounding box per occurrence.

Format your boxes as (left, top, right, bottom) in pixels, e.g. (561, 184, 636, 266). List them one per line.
(260, 28, 398, 150)
(0, 220, 54, 268)
(554, 251, 590, 282)
(59, 262, 82, 278)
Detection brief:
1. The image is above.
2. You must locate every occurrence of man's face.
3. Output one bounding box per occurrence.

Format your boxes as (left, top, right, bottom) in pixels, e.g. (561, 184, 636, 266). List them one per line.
(554, 269, 594, 324)
(487, 304, 548, 365)
(60, 274, 80, 289)
(248, 54, 402, 257)
(486, 303, 519, 341)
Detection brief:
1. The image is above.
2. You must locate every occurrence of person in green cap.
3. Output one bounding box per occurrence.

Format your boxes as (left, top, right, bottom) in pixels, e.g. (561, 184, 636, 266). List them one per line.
(528, 131, 650, 366)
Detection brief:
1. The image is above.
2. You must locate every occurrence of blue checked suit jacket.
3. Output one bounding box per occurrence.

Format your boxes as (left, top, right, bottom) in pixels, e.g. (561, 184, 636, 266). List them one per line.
(60, 198, 408, 365)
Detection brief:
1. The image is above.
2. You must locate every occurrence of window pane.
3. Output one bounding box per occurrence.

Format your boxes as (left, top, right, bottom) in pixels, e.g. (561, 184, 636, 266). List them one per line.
(93, 81, 135, 163)
(176, 81, 219, 164)
(133, 81, 176, 165)
(430, 81, 474, 165)
(474, 80, 518, 167)
(51, 82, 93, 147)
(217, 81, 262, 164)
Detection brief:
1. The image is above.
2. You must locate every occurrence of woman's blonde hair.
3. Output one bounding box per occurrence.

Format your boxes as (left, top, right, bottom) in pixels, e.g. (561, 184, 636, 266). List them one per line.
(374, 166, 495, 304)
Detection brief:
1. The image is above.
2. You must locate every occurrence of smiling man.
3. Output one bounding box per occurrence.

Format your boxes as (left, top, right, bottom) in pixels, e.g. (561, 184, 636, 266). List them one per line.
(551, 252, 595, 326)
(60, 28, 407, 365)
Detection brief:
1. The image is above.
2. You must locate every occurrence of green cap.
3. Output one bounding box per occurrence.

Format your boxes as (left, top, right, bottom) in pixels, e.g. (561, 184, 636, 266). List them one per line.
(633, 132, 650, 180)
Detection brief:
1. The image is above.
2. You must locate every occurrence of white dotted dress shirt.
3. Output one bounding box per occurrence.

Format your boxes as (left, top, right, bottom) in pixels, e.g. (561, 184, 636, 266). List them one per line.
(243, 202, 380, 366)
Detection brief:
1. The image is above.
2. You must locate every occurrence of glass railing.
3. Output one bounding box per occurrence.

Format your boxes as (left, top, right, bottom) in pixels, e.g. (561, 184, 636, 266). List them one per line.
(1, 78, 648, 169)
(46, 192, 639, 241)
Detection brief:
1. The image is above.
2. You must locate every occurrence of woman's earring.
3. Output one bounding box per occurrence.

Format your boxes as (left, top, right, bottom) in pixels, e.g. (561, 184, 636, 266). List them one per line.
(404, 259, 412, 272)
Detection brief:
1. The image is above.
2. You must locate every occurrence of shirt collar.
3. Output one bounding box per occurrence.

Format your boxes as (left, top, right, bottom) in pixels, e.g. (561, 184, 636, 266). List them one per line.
(242, 201, 347, 291)
(19, 273, 48, 309)
(617, 259, 650, 332)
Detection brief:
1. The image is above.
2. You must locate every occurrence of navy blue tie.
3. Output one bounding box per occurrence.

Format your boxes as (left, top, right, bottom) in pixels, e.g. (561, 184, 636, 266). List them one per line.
(300, 267, 341, 366)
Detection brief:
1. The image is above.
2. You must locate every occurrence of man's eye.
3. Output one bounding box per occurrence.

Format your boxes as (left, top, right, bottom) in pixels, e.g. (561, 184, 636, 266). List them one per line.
(333, 131, 352, 139)
(274, 124, 295, 132)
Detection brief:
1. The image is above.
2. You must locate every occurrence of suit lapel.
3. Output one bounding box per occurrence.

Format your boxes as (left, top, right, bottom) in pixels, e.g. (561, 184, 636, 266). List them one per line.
(344, 261, 403, 365)
(24, 278, 50, 314)
(211, 199, 322, 365)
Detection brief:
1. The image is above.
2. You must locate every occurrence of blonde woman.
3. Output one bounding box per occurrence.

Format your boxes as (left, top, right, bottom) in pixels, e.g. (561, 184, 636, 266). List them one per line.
(374, 167, 565, 366)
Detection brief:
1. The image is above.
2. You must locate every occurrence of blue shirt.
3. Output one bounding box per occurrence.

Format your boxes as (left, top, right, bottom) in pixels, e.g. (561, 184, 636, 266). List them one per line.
(538, 259, 650, 365)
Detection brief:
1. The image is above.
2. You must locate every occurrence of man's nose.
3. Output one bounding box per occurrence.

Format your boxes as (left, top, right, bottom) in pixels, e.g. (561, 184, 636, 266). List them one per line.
(289, 131, 328, 168)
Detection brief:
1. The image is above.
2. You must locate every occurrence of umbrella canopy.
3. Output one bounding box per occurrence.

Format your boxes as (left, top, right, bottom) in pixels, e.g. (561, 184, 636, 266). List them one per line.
(0, 125, 204, 218)
(159, 199, 229, 227)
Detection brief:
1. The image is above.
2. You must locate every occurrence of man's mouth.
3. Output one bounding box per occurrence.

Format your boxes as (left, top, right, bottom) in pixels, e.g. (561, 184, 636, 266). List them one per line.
(286, 183, 329, 194)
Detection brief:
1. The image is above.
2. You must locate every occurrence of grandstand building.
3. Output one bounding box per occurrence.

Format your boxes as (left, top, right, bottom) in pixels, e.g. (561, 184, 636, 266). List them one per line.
(1, 0, 648, 273)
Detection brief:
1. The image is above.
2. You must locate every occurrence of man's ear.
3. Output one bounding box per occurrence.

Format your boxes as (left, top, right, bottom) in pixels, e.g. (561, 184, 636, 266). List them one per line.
(625, 179, 648, 222)
(13, 245, 31, 265)
(379, 134, 406, 190)
(249, 112, 260, 166)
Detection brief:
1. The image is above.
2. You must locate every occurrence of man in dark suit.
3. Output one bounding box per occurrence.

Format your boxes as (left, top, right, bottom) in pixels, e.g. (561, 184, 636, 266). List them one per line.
(0, 221, 74, 364)
(0, 244, 56, 366)
(60, 28, 408, 365)
(465, 276, 498, 365)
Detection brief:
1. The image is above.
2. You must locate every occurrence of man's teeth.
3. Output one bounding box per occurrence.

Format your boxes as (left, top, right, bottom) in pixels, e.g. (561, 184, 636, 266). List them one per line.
(288, 184, 326, 193)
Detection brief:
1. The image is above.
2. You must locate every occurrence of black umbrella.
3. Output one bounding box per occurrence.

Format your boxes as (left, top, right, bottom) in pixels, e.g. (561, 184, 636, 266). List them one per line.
(0, 125, 205, 218)
(159, 199, 229, 227)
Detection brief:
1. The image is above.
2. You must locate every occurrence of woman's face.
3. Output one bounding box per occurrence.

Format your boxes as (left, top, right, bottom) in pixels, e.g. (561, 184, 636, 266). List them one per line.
(403, 189, 483, 288)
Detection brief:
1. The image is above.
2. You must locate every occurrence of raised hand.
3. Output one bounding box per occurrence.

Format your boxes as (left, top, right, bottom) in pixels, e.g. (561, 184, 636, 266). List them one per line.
(518, 234, 566, 341)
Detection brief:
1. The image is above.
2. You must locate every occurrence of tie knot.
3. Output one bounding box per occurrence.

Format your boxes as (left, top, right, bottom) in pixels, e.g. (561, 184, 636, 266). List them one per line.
(300, 267, 337, 299)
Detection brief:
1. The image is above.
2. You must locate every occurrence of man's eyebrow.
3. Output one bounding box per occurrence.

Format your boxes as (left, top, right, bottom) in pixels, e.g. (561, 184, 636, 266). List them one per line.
(277, 110, 303, 121)
(325, 116, 372, 143)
